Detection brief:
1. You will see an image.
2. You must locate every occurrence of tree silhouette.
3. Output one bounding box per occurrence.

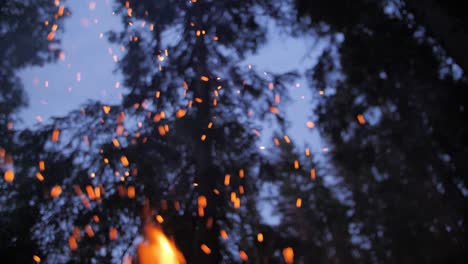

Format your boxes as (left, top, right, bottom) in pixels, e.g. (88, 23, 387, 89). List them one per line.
(291, 0, 468, 262)
(0, 0, 68, 262)
(10, 1, 338, 263)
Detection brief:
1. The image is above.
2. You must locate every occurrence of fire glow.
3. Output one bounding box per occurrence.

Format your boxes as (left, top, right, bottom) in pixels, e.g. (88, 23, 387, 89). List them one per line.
(136, 224, 186, 264)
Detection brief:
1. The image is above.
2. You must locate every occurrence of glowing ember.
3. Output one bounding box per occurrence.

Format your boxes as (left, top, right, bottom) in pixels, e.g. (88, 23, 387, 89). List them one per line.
(175, 109, 186, 118)
(36, 172, 44, 181)
(50, 186, 62, 198)
(357, 114, 366, 125)
(200, 244, 211, 255)
(296, 198, 302, 208)
(282, 247, 294, 264)
(220, 229, 228, 240)
(257, 233, 263, 242)
(68, 236, 77, 251)
(39, 161, 45, 171)
(239, 250, 248, 261)
(51, 129, 60, 142)
(109, 227, 118, 240)
(4, 169, 14, 183)
(120, 156, 130, 167)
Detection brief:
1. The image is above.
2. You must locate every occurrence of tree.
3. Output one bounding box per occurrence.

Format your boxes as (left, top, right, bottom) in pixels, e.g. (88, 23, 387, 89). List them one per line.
(0, 0, 68, 262)
(16, 1, 325, 263)
(292, 0, 468, 262)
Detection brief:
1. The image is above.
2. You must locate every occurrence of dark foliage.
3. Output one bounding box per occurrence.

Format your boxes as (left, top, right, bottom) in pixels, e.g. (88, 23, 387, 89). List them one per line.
(293, 0, 468, 262)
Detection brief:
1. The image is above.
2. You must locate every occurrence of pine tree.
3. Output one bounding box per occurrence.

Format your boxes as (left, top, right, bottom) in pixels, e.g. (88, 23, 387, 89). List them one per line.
(292, 0, 468, 262)
(0, 1, 68, 262)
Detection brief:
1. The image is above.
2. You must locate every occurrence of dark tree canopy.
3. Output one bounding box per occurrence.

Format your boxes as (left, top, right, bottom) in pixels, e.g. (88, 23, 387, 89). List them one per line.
(0, 0, 68, 263)
(4, 1, 339, 263)
(2, 0, 468, 263)
(291, 0, 468, 262)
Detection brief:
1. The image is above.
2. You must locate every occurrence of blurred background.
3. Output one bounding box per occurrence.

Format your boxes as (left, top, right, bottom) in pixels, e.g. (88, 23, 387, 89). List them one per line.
(1, 0, 466, 263)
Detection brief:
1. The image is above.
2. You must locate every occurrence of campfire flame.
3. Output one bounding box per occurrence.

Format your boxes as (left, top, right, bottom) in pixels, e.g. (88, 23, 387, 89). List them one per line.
(136, 224, 186, 264)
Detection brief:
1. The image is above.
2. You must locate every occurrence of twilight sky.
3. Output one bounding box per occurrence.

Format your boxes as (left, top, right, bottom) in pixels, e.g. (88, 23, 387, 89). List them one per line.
(18, 0, 324, 148)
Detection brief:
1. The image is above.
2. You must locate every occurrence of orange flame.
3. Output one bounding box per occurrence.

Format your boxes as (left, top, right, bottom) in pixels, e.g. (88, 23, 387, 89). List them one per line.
(137, 224, 186, 264)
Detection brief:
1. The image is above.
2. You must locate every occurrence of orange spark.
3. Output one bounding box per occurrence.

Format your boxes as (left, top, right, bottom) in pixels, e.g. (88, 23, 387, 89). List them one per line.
(47, 32, 55, 41)
(224, 174, 231, 186)
(57, 6, 65, 17)
(4, 169, 14, 183)
(86, 185, 96, 200)
(68, 236, 78, 251)
(310, 168, 316, 180)
(39, 161, 45, 171)
(109, 227, 118, 240)
(274, 138, 280, 146)
(357, 114, 366, 125)
(112, 138, 120, 147)
(50, 186, 62, 198)
(156, 215, 164, 224)
(128, 186, 136, 198)
(102, 105, 111, 114)
(175, 109, 186, 118)
(85, 225, 94, 237)
(283, 247, 294, 264)
(51, 129, 60, 142)
(36, 172, 44, 181)
(257, 233, 263, 242)
(220, 229, 228, 240)
(120, 156, 129, 167)
(296, 198, 302, 208)
(294, 160, 300, 169)
(198, 195, 207, 208)
(200, 244, 211, 255)
(234, 198, 240, 209)
(239, 250, 248, 262)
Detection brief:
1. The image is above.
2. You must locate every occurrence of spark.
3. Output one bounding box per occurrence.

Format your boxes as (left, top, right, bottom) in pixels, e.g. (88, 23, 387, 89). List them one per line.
(282, 247, 294, 264)
(120, 156, 129, 167)
(357, 114, 366, 125)
(220, 229, 228, 240)
(109, 227, 118, 240)
(51, 129, 60, 142)
(310, 168, 316, 180)
(239, 250, 248, 262)
(201, 244, 211, 255)
(3, 169, 14, 183)
(257, 233, 263, 242)
(50, 186, 62, 198)
(296, 198, 302, 208)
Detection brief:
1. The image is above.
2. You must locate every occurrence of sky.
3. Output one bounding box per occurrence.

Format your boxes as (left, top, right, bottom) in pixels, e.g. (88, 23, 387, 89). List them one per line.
(17, 0, 326, 225)
(18, 0, 323, 146)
